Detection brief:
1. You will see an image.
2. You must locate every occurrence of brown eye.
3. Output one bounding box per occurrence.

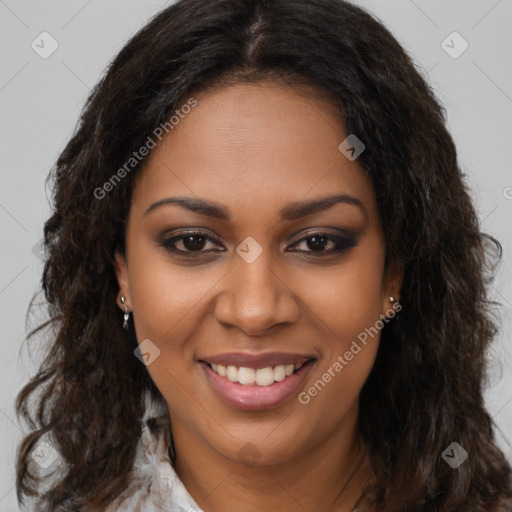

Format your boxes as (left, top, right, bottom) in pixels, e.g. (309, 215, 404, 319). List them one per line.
(180, 234, 208, 251)
(289, 232, 357, 255)
(301, 235, 335, 251)
(161, 231, 223, 254)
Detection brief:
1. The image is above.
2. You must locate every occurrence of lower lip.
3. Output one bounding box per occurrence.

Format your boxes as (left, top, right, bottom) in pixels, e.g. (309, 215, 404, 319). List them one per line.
(200, 361, 315, 411)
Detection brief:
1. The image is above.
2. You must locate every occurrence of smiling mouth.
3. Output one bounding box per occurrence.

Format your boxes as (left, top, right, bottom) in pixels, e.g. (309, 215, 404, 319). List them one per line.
(199, 357, 316, 411)
(202, 360, 313, 387)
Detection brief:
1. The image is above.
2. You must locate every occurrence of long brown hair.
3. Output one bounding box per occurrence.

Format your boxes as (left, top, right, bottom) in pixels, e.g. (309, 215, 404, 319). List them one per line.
(16, 0, 512, 510)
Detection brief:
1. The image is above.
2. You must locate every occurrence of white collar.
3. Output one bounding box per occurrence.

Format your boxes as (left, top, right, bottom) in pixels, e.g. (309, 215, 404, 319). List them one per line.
(104, 392, 203, 512)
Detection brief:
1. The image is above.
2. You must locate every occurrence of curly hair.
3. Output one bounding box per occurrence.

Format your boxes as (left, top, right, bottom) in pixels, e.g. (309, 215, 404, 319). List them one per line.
(16, 0, 512, 510)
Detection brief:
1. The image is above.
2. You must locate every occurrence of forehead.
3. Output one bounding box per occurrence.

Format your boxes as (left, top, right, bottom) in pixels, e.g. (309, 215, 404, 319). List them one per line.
(131, 82, 378, 224)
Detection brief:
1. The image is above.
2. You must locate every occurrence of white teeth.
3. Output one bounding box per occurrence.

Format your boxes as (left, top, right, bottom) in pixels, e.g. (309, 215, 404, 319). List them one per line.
(210, 361, 307, 387)
(255, 367, 275, 386)
(238, 367, 256, 385)
(274, 365, 286, 382)
(226, 365, 238, 382)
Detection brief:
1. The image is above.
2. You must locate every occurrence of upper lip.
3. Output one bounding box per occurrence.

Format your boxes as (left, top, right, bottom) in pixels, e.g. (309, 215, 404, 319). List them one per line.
(199, 352, 316, 369)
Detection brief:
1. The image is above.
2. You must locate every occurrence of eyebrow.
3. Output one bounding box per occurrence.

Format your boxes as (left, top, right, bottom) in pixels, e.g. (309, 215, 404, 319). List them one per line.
(143, 194, 365, 220)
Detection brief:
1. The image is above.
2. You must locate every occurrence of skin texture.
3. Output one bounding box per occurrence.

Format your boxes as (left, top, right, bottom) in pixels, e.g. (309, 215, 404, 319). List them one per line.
(115, 82, 402, 511)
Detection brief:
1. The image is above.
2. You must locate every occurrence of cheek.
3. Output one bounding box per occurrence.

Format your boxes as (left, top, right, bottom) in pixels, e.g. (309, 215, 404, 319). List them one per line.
(296, 342, 377, 441)
(295, 245, 384, 410)
(301, 243, 385, 343)
(128, 242, 216, 344)
(297, 280, 383, 429)
(125, 244, 218, 406)
(125, 245, 211, 417)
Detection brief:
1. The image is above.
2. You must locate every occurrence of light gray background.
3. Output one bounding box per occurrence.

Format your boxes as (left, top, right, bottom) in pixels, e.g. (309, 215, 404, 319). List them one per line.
(1, 1, 511, 510)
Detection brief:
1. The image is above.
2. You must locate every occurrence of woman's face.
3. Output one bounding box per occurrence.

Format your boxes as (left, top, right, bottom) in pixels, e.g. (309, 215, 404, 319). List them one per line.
(115, 81, 401, 467)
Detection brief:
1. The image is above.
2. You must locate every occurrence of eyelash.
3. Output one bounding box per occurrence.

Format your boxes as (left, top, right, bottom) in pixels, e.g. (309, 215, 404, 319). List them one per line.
(159, 230, 357, 257)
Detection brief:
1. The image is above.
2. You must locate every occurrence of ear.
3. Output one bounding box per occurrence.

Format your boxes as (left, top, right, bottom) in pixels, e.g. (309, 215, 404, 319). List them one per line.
(381, 259, 404, 317)
(114, 250, 131, 311)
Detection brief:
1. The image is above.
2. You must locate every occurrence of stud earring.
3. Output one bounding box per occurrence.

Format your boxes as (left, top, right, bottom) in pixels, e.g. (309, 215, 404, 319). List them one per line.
(121, 296, 130, 331)
(389, 296, 401, 310)
(385, 295, 401, 320)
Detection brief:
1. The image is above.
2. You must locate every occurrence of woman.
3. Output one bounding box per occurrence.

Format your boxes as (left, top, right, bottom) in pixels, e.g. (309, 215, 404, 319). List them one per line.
(15, 0, 512, 510)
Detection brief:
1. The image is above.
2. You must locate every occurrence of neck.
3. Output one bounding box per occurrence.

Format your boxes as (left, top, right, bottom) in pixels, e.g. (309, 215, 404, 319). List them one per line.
(170, 403, 372, 512)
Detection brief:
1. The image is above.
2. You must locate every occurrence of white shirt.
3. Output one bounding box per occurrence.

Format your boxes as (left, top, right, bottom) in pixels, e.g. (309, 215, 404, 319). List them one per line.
(102, 393, 203, 512)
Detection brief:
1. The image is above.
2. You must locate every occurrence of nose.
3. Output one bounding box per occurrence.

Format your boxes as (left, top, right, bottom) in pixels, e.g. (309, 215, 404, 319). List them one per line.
(213, 252, 300, 336)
